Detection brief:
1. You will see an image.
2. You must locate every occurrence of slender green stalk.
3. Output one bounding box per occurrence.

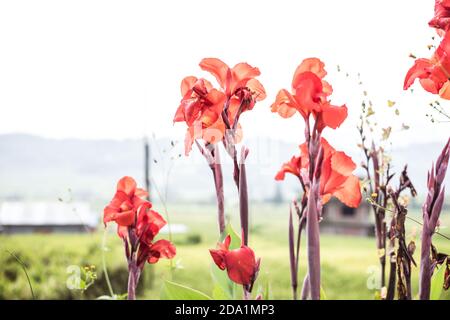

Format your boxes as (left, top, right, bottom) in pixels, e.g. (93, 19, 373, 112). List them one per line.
(6, 250, 35, 300)
(101, 229, 115, 297)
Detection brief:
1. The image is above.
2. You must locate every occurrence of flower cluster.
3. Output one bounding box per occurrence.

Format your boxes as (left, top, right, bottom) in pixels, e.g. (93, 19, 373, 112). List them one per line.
(175, 58, 264, 299)
(103, 176, 176, 299)
(272, 57, 361, 300)
(271, 57, 348, 132)
(174, 58, 266, 155)
(404, 0, 450, 99)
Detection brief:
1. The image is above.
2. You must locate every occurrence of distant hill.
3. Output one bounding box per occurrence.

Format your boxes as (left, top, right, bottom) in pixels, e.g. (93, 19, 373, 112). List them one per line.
(0, 134, 448, 206)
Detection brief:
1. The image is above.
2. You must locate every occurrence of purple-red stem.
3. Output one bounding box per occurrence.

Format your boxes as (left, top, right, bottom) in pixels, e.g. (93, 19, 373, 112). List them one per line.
(212, 144, 225, 235)
(288, 206, 297, 300)
(127, 259, 141, 300)
(419, 224, 432, 300)
(306, 179, 321, 300)
(239, 147, 249, 245)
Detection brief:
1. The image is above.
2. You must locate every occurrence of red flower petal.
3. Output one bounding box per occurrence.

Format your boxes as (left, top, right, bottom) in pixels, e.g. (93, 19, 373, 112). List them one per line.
(117, 176, 137, 196)
(292, 58, 327, 89)
(199, 58, 230, 91)
(292, 72, 324, 113)
(224, 246, 257, 286)
(331, 175, 362, 208)
(181, 76, 198, 97)
(271, 89, 298, 118)
(317, 103, 348, 131)
(147, 239, 176, 264)
(210, 249, 227, 270)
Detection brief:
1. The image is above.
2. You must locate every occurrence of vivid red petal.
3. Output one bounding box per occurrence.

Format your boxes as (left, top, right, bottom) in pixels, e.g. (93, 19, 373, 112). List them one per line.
(103, 205, 118, 224)
(114, 209, 135, 226)
(292, 58, 327, 88)
(275, 156, 301, 181)
(318, 103, 348, 130)
(150, 240, 176, 259)
(331, 150, 357, 176)
(181, 76, 197, 97)
(403, 58, 447, 94)
(292, 72, 323, 113)
(247, 78, 266, 101)
(117, 176, 137, 196)
(230, 62, 261, 93)
(224, 246, 256, 286)
(210, 249, 227, 270)
(199, 58, 230, 90)
(270, 89, 298, 118)
(331, 175, 362, 208)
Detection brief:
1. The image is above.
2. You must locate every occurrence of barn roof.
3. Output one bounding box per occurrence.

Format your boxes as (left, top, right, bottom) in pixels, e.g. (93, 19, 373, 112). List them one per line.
(0, 202, 98, 227)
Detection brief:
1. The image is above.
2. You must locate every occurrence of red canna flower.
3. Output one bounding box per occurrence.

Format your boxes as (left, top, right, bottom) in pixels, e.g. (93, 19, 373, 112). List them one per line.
(429, 0, 450, 31)
(271, 58, 348, 132)
(275, 138, 361, 208)
(103, 176, 150, 226)
(173, 77, 227, 155)
(210, 235, 260, 287)
(404, 30, 450, 99)
(103, 176, 176, 299)
(199, 58, 266, 113)
(174, 58, 266, 155)
(319, 138, 362, 208)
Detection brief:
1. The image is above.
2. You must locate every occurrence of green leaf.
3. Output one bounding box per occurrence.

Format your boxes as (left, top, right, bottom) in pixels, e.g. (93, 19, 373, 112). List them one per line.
(430, 258, 447, 300)
(212, 283, 230, 300)
(211, 263, 234, 299)
(160, 281, 212, 300)
(223, 223, 241, 250)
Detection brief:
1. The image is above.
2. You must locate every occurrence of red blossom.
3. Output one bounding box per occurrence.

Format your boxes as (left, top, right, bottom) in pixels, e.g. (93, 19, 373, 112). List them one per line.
(404, 30, 450, 99)
(429, 0, 450, 31)
(174, 58, 266, 155)
(210, 235, 260, 286)
(271, 58, 348, 132)
(173, 77, 227, 155)
(103, 176, 176, 268)
(103, 176, 150, 226)
(275, 138, 362, 208)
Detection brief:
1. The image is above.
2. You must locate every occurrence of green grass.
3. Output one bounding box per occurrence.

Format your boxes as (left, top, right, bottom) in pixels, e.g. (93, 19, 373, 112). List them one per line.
(0, 203, 449, 300)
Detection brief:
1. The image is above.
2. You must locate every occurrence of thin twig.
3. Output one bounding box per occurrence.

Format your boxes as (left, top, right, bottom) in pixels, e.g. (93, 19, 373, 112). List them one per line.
(367, 199, 450, 241)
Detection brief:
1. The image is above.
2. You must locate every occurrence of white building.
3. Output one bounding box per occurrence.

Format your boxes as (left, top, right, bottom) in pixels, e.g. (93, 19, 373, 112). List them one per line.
(0, 201, 98, 233)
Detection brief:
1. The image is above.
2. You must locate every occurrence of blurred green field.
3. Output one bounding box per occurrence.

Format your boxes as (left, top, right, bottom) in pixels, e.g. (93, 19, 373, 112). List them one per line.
(0, 203, 449, 300)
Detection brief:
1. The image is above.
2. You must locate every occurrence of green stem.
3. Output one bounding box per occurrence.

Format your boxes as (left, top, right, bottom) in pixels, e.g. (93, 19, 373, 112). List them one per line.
(6, 250, 35, 300)
(101, 229, 115, 297)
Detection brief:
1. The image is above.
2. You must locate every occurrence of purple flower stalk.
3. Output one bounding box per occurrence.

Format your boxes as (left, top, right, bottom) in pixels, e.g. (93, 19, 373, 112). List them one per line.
(419, 138, 450, 300)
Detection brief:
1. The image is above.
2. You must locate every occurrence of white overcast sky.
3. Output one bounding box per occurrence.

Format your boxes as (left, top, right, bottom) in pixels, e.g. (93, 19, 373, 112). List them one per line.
(0, 0, 448, 149)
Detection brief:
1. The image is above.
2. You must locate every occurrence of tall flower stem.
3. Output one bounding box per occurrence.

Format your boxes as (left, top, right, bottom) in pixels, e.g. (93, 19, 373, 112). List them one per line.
(306, 179, 321, 300)
(213, 144, 226, 235)
(419, 138, 449, 300)
(306, 139, 323, 300)
(196, 142, 226, 235)
(288, 206, 298, 300)
(127, 259, 141, 300)
(239, 147, 249, 245)
(289, 200, 307, 300)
